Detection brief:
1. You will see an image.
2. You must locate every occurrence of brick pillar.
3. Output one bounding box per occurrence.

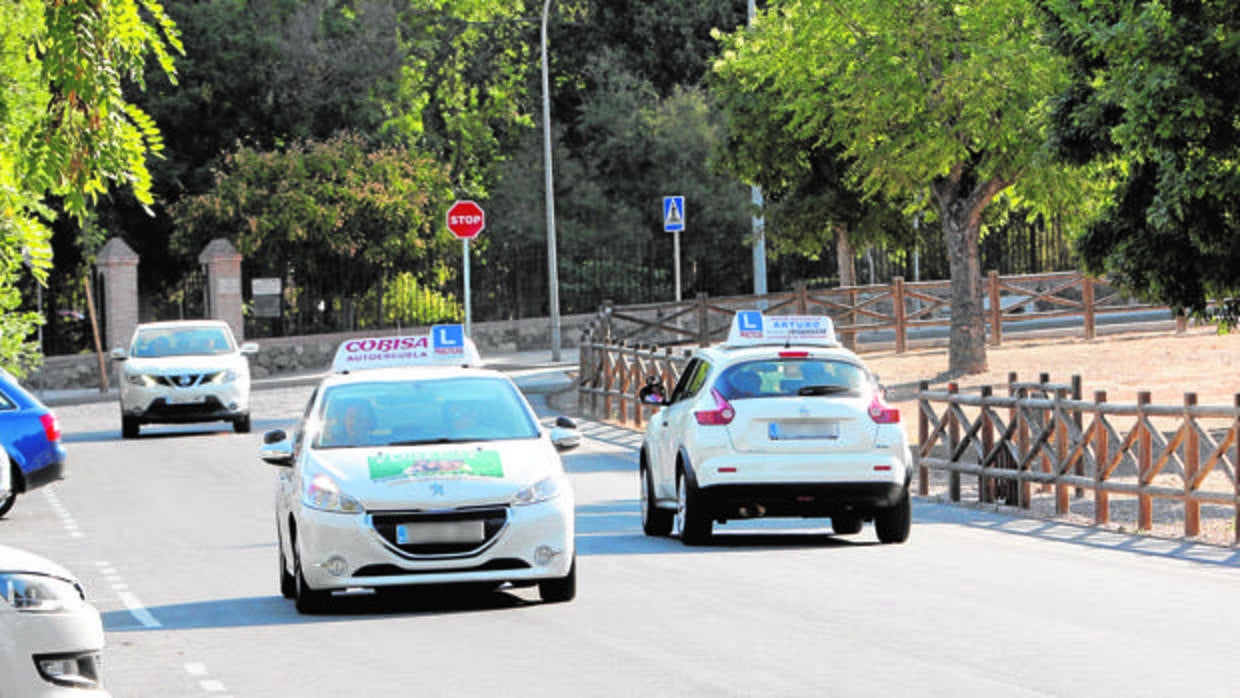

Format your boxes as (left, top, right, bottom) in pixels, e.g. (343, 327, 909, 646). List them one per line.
(198, 239, 245, 340)
(95, 238, 139, 350)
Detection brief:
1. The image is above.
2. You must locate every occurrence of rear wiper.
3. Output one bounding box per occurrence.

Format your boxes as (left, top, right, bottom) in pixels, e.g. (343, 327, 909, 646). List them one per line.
(798, 385, 856, 396)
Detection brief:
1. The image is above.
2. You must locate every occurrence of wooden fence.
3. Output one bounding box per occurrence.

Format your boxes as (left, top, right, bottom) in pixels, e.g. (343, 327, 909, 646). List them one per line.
(579, 270, 1176, 354)
(917, 374, 1240, 544)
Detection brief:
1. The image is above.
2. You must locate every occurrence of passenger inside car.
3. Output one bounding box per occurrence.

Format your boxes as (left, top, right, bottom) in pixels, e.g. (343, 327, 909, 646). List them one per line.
(728, 369, 763, 398)
(323, 399, 380, 446)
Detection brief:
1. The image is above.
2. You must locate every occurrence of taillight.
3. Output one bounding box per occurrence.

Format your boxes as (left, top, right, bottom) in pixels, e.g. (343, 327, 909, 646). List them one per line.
(868, 393, 900, 424)
(40, 412, 62, 442)
(778, 350, 809, 358)
(694, 388, 736, 425)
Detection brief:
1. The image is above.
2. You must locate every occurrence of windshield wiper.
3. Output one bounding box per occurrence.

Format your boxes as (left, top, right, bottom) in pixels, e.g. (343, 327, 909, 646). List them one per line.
(386, 437, 482, 446)
(798, 385, 857, 397)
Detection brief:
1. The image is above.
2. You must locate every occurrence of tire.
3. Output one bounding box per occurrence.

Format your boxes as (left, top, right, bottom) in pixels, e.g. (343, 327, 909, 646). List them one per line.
(279, 545, 295, 600)
(831, 512, 864, 536)
(538, 555, 576, 603)
(121, 416, 139, 439)
(233, 414, 251, 434)
(675, 468, 712, 546)
(875, 490, 912, 544)
(293, 545, 331, 614)
(0, 455, 14, 518)
(640, 462, 673, 536)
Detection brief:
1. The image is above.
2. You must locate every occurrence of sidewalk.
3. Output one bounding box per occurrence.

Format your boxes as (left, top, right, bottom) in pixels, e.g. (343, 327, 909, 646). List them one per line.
(35, 348, 580, 407)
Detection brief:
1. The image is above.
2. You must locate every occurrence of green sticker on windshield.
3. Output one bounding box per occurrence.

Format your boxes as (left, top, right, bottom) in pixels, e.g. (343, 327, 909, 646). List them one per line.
(368, 450, 504, 481)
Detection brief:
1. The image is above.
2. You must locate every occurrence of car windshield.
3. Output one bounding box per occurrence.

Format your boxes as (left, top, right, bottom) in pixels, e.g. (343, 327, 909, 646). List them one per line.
(133, 327, 234, 357)
(313, 376, 540, 449)
(716, 359, 867, 400)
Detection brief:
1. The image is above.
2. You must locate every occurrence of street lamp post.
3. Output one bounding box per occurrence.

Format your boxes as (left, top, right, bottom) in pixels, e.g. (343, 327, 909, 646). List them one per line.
(542, 0, 562, 362)
(748, 0, 767, 299)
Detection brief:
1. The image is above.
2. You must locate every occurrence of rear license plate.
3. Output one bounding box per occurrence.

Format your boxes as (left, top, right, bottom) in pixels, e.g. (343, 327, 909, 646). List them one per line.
(396, 521, 486, 545)
(769, 421, 840, 440)
(167, 393, 206, 404)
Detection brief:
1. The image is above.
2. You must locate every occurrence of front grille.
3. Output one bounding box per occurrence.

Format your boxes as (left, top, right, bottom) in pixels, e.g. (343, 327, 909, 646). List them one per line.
(353, 559, 530, 577)
(370, 506, 509, 557)
(155, 373, 219, 388)
(146, 395, 226, 417)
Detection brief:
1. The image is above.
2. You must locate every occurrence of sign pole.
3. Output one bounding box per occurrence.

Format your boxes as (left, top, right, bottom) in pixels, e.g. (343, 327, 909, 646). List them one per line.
(674, 230, 682, 303)
(463, 238, 472, 338)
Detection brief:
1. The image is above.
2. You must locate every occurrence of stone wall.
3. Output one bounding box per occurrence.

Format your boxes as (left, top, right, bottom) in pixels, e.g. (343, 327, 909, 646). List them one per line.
(24, 313, 594, 391)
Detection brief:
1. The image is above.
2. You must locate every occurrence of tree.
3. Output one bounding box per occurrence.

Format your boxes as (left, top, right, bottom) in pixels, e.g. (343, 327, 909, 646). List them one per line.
(0, 0, 180, 373)
(168, 133, 459, 326)
(1040, 1, 1240, 323)
(713, 0, 1097, 375)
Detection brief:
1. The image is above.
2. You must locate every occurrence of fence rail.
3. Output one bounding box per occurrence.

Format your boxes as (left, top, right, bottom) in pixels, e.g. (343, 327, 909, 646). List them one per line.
(917, 375, 1240, 543)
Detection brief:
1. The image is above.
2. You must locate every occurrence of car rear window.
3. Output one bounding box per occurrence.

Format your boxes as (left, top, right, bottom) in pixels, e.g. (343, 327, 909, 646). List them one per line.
(716, 359, 867, 400)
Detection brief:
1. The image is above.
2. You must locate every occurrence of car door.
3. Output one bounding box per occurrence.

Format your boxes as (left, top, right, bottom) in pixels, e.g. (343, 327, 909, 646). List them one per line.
(647, 358, 711, 498)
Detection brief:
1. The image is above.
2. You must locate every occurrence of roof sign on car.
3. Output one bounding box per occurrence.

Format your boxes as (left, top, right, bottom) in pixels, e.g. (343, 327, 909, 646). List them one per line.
(331, 324, 481, 372)
(724, 312, 840, 348)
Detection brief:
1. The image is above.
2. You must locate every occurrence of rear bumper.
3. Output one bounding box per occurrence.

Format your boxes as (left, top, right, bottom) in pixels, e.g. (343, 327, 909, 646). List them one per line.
(697, 480, 909, 520)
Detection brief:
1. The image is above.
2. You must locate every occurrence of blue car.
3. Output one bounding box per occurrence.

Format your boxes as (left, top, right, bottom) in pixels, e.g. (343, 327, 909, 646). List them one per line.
(0, 368, 66, 518)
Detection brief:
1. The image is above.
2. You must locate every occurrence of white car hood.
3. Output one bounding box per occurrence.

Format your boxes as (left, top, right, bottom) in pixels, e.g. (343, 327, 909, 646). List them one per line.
(125, 354, 245, 374)
(0, 544, 76, 581)
(309, 438, 563, 509)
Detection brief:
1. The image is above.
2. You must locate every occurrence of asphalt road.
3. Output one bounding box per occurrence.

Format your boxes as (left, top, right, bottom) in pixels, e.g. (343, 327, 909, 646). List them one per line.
(4, 381, 1239, 697)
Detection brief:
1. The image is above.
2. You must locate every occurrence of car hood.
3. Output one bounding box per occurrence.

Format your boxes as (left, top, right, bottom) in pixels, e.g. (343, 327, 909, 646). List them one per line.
(124, 354, 246, 374)
(0, 544, 77, 582)
(308, 438, 565, 509)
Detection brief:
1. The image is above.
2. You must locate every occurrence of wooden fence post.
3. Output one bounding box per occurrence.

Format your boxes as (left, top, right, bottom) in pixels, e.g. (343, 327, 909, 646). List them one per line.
(893, 276, 907, 354)
(1039, 372, 1053, 494)
(1138, 391, 1153, 532)
(988, 270, 1002, 346)
(1082, 276, 1096, 340)
(948, 382, 961, 502)
(980, 385, 995, 503)
(1094, 390, 1109, 525)
(796, 281, 808, 314)
(1184, 393, 1199, 537)
(1055, 387, 1070, 515)
(1005, 371, 1020, 506)
(918, 380, 930, 496)
(1018, 378, 1032, 509)
(1072, 375, 1084, 498)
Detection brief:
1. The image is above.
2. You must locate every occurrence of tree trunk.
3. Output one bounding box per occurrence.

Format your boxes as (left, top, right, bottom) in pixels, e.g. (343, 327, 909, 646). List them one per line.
(932, 169, 1009, 376)
(835, 225, 856, 287)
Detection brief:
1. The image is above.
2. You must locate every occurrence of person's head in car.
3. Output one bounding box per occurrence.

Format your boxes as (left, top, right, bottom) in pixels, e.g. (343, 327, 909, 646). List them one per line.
(446, 402, 481, 434)
(326, 399, 377, 445)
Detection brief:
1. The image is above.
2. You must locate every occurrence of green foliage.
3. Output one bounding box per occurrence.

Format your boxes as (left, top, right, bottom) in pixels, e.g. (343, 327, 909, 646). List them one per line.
(1041, 1, 1240, 323)
(382, 271, 462, 327)
(0, 0, 180, 374)
(169, 132, 458, 320)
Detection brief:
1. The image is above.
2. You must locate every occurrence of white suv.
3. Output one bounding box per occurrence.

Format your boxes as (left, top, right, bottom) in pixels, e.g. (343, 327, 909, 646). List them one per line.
(112, 320, 258, 438)
(639, 313, 913, 545)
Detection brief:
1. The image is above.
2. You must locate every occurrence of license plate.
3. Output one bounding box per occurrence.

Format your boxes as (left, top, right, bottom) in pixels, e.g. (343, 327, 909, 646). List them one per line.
(396, 521, 485, 545)
(769, 421, 840, 440)
(167, 393, 206, 404)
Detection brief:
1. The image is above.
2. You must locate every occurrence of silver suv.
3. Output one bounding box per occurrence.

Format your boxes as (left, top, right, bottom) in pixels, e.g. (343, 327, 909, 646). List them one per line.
(112, 320, 258, 438)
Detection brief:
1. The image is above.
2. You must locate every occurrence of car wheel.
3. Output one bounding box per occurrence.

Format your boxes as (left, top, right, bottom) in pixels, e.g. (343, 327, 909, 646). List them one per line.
(0, 455, 14, 518)
(293, 545, 331, 614)
(831, 512, 864, 536)
(279, 543, 295, 600)
(121, 416, 139, 439)
(233, 414, 251, 434)
(538, 555, 576, 603)
(640, 462, 673, 537)
(675, 468, 712, 546)
(875, 490, 911, 544)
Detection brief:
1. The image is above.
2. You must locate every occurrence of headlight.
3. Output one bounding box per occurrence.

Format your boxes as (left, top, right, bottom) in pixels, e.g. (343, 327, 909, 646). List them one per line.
(0, 572, 85, 612)
(205, 369, 239, 385)
(512, 476, 565, 506)
(125, 372, 156, 387)
(302, 473, 363, 513)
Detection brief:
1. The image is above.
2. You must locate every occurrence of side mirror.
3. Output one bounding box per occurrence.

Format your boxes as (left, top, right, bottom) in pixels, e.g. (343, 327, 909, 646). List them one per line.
(637, 375, 666, 405)
(240, 342, 260, 355)
(109, 348, 127, 361)
(550, 416, 581, 451)
(260, 429, 294, 466)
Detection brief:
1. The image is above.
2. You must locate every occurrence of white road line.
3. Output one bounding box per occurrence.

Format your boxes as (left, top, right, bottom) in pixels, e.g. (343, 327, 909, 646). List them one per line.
(185, 663, 208, 676)
(185, 664, 231, 695)
(116, 590, 162, 629)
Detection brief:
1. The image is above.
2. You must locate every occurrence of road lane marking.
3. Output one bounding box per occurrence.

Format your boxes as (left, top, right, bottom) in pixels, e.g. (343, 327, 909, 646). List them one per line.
(185, 664, 231, 695)
(43, 488, 84, 539)
(116, 590, 161, 628)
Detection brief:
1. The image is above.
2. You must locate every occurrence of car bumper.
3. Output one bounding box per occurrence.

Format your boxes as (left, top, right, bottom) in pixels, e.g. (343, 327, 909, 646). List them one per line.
(294, 495, 575, 590)
(0, 605, 109, 696)
(119, 382, 250, 423)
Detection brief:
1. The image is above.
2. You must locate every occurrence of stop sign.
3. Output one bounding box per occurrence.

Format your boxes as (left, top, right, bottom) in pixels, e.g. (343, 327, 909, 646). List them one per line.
(446, 200, 486, 239)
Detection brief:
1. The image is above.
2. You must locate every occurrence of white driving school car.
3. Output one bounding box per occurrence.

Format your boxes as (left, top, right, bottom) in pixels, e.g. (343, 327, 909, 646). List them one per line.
(638, 312, 913, 545)
(260, 327, 581, 613)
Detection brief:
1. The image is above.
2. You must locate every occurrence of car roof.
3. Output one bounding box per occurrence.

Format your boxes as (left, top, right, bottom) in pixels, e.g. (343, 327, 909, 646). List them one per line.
(135, 319, 232, 330)
(318, 364, 510, 389)
(693, 343, 868, 369)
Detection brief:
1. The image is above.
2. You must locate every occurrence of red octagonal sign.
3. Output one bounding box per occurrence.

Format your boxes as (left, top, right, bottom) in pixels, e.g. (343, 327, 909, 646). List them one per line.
(447, 200, 486, 239)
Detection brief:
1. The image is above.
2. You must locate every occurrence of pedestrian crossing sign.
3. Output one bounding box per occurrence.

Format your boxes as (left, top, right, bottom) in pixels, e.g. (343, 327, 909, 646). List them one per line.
(663, 196, 685, 233)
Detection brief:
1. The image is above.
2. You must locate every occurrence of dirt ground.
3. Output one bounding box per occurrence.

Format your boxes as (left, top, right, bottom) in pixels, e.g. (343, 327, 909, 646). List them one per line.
(565, 323, 1240, 547)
